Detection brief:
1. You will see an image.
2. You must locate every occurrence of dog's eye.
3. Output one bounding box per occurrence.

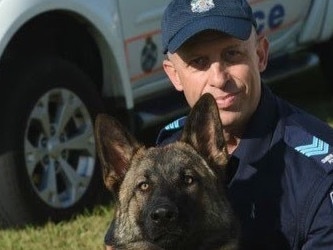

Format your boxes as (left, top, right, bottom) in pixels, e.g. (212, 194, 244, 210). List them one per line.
(138, 182, 150, 191)
(183, 175, 194, 185)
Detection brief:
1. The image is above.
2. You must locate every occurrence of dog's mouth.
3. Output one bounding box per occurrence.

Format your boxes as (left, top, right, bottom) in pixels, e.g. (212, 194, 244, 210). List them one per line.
(151, 229, 183, 248)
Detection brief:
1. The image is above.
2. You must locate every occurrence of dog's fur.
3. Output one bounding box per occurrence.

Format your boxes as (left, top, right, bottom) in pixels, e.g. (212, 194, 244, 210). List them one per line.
(95, 93, 240, 250)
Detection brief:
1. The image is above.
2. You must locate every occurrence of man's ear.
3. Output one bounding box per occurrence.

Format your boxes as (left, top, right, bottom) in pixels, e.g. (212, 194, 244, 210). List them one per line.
(94, 114, 142, 193)
(163, 58, 183, 91)
(180, 93, 229, 168)
(257, 35, 269, 72)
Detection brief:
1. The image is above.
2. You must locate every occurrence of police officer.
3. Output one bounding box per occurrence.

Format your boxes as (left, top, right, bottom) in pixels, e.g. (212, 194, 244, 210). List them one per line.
(105, 0, 333, 249)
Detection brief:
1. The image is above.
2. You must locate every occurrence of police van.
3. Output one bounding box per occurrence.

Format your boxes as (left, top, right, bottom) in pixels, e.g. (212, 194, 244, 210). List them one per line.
(0, 0, 332, 227)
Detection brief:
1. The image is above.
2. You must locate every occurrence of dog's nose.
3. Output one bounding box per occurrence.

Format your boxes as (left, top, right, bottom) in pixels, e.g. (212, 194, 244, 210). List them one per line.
(150, 206, 178, 225)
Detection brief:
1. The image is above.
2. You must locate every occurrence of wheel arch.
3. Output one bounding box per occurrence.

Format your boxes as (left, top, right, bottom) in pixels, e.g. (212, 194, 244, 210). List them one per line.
(0, 10, 128, 107)
(1, 11, 103, 87)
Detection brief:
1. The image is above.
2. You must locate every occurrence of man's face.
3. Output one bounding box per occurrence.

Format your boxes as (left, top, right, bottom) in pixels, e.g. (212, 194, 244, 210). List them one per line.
(163, 30, 269, 132)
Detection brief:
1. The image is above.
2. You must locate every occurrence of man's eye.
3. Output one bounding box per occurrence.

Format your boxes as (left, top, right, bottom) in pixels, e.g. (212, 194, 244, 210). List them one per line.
(224, 50, 242, 62)
(189, 57, 209, 70)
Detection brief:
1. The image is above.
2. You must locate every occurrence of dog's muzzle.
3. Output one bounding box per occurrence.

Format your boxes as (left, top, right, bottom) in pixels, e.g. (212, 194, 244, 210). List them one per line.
(150, 204, 178, 225)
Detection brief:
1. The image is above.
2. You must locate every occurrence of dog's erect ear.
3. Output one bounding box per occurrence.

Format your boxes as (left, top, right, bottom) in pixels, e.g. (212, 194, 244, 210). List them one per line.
(180, 93, 228, 168)
(94, 114, 142, 192)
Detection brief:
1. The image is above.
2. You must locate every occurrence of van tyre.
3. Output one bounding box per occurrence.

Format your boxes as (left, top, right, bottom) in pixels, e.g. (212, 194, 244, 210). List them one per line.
(0, 57, 105, 227)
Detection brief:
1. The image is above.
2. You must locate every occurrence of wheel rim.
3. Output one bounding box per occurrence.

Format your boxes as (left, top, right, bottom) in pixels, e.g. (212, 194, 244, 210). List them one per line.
(24, 88, 96, 208)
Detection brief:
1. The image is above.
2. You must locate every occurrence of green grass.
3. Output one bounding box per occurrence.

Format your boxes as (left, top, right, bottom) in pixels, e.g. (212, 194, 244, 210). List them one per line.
(0, 205, 114, 250)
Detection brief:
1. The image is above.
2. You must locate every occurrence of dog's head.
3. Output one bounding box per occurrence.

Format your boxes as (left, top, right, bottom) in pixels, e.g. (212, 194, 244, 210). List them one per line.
(95, 93, 238, 249)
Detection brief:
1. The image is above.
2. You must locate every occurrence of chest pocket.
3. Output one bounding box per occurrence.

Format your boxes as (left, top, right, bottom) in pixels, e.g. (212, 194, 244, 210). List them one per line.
(228, 142, 294, 249)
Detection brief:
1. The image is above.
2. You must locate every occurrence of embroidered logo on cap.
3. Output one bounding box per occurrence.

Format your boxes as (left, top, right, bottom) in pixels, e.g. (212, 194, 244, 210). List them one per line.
(191, 0, 215, 13)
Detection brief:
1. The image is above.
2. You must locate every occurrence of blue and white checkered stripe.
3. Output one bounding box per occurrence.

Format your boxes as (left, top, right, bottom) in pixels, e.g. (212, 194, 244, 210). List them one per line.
(164, 116, 187, 131)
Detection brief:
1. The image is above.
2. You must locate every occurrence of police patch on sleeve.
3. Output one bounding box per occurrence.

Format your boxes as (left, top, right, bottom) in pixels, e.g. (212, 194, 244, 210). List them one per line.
(285, 126, 333, 172)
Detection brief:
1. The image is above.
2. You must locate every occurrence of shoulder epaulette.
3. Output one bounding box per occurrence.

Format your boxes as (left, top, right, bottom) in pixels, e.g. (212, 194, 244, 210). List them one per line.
(164, 116, 187, 131)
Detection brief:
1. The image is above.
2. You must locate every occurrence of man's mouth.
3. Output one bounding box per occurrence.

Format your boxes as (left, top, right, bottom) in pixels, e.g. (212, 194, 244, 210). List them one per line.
(215, 92, 239, 109)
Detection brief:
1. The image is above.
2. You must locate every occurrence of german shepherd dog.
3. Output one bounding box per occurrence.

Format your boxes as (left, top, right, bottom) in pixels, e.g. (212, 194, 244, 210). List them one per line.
(95, 93, 240, 250)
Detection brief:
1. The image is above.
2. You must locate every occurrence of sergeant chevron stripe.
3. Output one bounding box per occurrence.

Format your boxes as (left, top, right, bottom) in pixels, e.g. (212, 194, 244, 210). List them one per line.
(295, 136, 329, 157)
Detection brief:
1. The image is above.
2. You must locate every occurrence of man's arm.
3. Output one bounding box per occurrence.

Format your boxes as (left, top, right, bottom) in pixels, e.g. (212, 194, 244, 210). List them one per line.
(302, 186, 333, 249)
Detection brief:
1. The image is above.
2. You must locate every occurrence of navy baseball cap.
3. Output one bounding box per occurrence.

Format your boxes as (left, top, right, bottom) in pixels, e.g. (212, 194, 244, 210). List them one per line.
(162, 0, 257, 54)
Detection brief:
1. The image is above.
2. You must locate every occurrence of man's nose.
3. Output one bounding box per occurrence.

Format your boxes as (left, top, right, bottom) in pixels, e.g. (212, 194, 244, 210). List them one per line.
(209, 61, 230, 88)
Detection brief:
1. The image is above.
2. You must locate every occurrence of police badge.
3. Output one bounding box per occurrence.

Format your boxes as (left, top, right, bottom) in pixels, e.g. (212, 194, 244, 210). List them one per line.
(191, 0, 215, 13)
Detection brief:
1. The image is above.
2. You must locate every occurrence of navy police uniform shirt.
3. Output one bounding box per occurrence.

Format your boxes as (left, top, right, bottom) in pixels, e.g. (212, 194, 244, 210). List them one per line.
(156, 84, 333, 249)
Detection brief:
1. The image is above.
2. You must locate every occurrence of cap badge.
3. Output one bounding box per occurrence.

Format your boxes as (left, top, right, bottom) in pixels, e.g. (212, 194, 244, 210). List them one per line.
(191, 0, 215, 13)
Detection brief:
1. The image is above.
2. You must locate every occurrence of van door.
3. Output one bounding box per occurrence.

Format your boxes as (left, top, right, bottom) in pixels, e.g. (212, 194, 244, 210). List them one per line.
(249, 0, 312, 56)
(117, 0, 170, 95)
